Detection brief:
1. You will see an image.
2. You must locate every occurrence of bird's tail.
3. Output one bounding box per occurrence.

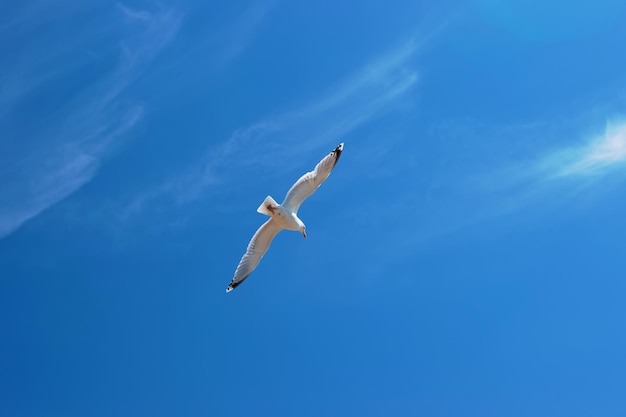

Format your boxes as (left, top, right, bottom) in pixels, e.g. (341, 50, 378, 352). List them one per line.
(257, 195, 278, 216)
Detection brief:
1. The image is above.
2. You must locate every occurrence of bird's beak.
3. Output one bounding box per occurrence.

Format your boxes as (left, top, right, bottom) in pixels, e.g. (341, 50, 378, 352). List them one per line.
(302, 230, 307, 239)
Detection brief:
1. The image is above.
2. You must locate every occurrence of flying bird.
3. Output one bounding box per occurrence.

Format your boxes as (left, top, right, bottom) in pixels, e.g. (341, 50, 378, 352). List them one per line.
(226, 143, 344, 292)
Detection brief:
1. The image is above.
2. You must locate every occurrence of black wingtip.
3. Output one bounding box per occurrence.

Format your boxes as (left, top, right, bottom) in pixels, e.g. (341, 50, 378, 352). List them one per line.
(333, 143, 343, 164)
(226, 281, 242, 293)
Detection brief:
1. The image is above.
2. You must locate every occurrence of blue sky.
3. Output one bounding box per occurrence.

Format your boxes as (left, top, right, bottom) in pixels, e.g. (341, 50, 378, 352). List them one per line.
(2, 0, 626, 415)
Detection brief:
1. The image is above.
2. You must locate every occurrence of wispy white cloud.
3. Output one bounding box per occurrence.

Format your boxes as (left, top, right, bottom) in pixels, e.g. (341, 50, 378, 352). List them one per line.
(549, 121, 626, 178)
(117, 2, 153, 21)
(139, 1, 276, 89)
(478, 118, 626, 194)
(361, 115, 626, 254)
(213, 2, 275, 68)
(0, 4, 182, 239)
(126, 37, 423, 215)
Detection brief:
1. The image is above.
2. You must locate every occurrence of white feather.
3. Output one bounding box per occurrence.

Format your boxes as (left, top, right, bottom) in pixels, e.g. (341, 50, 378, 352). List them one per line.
(226, 219, 283, 292)
(282, 143, 343, 213)
(226, 143, 343, 292)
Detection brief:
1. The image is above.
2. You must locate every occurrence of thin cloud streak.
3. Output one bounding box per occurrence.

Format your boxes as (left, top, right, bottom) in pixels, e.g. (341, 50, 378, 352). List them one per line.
(127, 37, 422, 214)
(0, 4, 182, 239)
(139, 1, 276, 89)
(117, 2, 153, 21)
(215, 2, 275, 68)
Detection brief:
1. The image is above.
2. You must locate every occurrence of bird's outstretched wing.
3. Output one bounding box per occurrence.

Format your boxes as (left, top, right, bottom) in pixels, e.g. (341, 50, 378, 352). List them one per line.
(282, 143, 343, 213)
(226, 219, 283, 292)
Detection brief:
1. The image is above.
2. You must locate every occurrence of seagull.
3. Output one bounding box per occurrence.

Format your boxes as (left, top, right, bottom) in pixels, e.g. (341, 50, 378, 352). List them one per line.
(226, 143, 344, 292)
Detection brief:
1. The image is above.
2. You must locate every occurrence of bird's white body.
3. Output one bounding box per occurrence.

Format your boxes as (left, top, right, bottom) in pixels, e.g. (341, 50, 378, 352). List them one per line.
(257, 195, 306, 233)
(226, 143, 344, 292)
